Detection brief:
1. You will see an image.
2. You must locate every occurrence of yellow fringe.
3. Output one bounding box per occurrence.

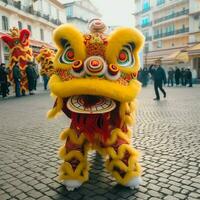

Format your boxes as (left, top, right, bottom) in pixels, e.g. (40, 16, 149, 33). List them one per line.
(47, 97, 63, 119)
(59, 128, 86, 145)
(105, 128, 131, 146)
(106, 144, 139, 160)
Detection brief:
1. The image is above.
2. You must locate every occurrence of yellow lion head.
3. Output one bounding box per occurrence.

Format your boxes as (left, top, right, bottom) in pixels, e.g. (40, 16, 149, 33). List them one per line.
(48, 19, 144, 117)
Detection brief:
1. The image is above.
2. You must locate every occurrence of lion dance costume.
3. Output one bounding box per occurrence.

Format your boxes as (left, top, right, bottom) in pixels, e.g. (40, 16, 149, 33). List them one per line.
(36, 46, 55, 77)
(48, 19, 144, 191)
(1, 27, 33, 92)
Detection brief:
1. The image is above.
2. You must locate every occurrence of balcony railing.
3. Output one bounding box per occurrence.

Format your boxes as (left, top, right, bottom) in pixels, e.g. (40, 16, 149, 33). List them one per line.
(157, 0, 165, 6)
(154, 9, 189, 24)
(0, 0, 62, 26)
(141, 21, 152, 28)
(154, 27, 189, 39)
(142, 6, 151, 14)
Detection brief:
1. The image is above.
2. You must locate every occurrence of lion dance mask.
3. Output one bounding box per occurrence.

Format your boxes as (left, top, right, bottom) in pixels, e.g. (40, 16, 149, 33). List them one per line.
(1, 27, 32, 91)
(36, 46, 55, 77)
(48, 19, 144, 191)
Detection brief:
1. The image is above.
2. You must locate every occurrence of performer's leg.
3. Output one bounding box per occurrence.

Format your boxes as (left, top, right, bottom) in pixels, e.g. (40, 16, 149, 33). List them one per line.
(154, 82, 160, 100)
(58, 128, 90, 191)
(104, 128, 142, 189)
(158, 82, 166, 98)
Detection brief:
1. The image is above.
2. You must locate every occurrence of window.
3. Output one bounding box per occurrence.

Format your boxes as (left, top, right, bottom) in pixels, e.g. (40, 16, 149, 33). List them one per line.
(40, 28, 44, 41)
(157, 0, 165, 6)
(18, 21, 22, 30)
(66, 6, 73, 17)
(144, 44, 149, 52)
(141, 16, 150, 26)
(2, 16, 9, 31)
(157, 41, 162, 48)
(27, 25, 32, 32)
(143, 0, 150, 11)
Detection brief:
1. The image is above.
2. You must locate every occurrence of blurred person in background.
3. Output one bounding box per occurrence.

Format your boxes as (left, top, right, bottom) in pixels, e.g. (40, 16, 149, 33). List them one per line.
(175, 66, 181, 86)
(0, 63, 9, 98)
(186, 68, 193, 87)
(13, 61, 21, 97)
(149, 59, 167, 101)
(167, 67, 174, 87)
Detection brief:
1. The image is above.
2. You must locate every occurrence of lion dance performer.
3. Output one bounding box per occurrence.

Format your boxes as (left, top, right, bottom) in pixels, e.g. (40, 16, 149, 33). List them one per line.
(36, 46, 55, 77)
(1, 27, 33, 94)
(48, 19, 144, 191)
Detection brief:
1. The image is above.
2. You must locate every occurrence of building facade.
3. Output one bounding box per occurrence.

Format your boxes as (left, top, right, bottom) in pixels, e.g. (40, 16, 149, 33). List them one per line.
(0, 0, 66, 64)
(64, 0, 101, 33)
(134, 0, 200, 78)
(188, 0, 200, 78)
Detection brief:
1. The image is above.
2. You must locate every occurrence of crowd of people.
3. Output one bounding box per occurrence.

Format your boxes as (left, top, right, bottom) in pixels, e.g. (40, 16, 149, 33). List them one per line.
(0, 61, 41, 99)
(138, 66, 193, 88)
(167, 67, 193, 87)
(138, 60, 195, 101)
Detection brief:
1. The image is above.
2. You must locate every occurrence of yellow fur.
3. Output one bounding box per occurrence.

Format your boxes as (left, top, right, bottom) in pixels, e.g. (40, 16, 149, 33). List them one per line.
(47, 97, 63, 119)
(49, 74, 141, 103)
(105, 27, 145, 74)
(53, 24, 86, 70)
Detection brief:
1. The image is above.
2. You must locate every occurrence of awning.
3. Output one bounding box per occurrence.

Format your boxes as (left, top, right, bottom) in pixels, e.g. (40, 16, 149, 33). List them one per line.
(188, 43, 200, 57)
(188, 43, 200, 51)
(176, 51, 189, 62)
(162, 51, 180, 61)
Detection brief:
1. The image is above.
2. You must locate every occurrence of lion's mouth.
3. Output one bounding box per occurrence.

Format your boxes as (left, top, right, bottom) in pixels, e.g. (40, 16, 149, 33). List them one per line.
(67, 95, 116, 114)
(60, 95, 120, 143)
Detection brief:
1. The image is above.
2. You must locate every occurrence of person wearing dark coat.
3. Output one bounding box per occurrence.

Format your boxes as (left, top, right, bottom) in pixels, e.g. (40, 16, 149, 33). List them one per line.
(149, 60, 167, 101)
(175, 67, 181, 85)
(186, 68, 192, 87)
(141, 67, 149, 87)
(180, 68, 186, 86)
(13, 62, 21, 97)
(0, 63, 8, 98)
(26, 62, 35, 95)
(167, 67, 174, 87)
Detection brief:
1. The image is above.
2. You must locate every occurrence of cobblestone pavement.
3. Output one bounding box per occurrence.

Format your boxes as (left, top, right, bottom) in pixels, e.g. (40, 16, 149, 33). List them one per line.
(0, 85, 200, 200)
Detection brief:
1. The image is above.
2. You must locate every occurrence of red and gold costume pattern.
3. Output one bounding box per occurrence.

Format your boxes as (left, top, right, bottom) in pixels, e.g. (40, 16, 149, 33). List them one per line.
(1, 27, 33, 91)
(36, 46, 55, 77)
(48, 19, 144, 191)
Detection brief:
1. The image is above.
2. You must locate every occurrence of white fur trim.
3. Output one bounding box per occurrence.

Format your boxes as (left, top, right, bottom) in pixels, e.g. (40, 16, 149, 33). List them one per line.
(125, 176, 142, 189)
(63, 180, 82, 191)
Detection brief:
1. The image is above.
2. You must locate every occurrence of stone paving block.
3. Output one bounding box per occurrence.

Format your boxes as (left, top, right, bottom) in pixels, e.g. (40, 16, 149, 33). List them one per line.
(169, 185, 181, 193)
(27, 190, 43, 198)
(147, 190, 163, 198)
(174, 193, 187, 200)
(147, 183, 161, 191)
(163, 196, 179, 200)
(181, 185, 195, 191)
(161, 188, 173, 195)
(188, 192, 200, 199)
(0, 193, 10, 200)
(135, 192, 150, 200)
(16, 192, 27, 199)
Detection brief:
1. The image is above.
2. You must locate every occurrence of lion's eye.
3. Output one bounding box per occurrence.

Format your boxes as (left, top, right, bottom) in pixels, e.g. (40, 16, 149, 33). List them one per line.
(117, 43, 135, 67)
(60, 43, 75, 64)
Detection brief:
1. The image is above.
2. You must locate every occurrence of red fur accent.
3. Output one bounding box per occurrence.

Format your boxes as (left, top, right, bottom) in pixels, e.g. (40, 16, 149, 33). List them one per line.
(19, 29, 30, 46)
(71, 112, 111, 143)
(112, 138, 128, 152)
(1, 35, 14, 48)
